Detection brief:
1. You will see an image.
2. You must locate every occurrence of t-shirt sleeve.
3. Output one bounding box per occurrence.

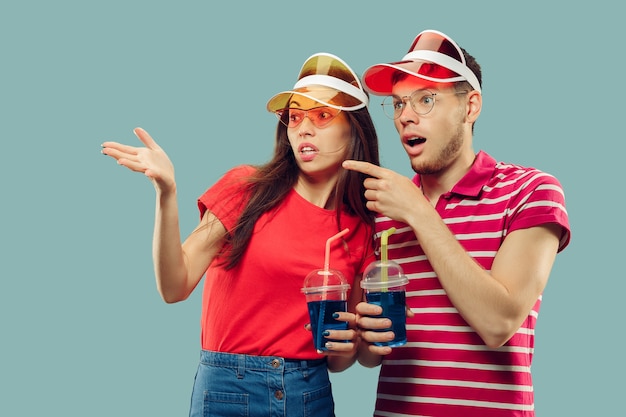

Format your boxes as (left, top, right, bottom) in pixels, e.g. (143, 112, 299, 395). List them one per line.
(197, 165, 255, 233)
(353, 223, 377, 275)
(361, 236, 377, 274)
(507, 172, 571, 252)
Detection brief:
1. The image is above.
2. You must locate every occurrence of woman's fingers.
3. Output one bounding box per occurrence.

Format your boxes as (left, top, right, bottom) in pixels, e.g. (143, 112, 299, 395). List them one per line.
(133, 127, 160, 150)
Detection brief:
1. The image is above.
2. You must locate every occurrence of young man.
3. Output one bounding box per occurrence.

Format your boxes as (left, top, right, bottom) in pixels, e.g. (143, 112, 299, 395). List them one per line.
(343, 30, 571, 417)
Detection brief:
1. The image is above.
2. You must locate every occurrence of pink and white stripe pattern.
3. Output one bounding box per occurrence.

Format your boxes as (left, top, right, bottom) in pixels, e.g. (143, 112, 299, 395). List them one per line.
(371, 151, 570, 417)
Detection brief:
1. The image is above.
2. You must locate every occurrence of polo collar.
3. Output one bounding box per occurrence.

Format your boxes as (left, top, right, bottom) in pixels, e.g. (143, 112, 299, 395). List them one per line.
(414, 150, 496, 198)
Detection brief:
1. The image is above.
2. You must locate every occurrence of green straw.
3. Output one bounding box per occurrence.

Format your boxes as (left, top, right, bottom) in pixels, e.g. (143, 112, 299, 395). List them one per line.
(380, 227, 396, 292)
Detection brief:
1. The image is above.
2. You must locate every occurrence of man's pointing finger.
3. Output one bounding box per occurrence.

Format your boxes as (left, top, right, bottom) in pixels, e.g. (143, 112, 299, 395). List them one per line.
(342, 160, 384, 178)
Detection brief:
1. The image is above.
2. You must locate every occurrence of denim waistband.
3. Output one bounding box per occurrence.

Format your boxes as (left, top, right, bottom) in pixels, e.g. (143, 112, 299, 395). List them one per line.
(199, 350, 327, 371)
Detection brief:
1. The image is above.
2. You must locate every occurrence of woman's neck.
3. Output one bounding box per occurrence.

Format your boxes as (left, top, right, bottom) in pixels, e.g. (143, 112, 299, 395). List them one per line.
(293, 175, 337, 209)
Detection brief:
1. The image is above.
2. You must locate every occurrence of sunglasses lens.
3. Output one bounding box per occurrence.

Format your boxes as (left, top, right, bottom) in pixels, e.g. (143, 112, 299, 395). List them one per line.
(308, 107, 341, 127)
(276, 107, 341, 128)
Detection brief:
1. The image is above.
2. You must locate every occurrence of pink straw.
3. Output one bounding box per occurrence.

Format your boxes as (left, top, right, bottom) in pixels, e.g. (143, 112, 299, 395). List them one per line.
(321, 228, 350, 300)
(324, 228, 350, 272)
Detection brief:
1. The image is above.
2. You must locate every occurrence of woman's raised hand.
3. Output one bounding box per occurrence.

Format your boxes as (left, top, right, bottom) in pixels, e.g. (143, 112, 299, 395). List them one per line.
(101, 127, 176, 193)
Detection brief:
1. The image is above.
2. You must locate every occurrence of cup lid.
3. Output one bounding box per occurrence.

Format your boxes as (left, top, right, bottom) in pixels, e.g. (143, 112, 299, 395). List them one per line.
(360, 260, 408, 290)
(301, 269, 350, 294)
(360, 276, 408, 290)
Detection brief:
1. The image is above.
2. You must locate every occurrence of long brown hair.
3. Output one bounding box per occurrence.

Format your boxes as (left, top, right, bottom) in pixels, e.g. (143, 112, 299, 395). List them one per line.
(222, 107, 379, 269)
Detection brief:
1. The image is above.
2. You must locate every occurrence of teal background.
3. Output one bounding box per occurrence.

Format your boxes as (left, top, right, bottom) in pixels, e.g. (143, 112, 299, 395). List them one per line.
(1, 1, 621, 415)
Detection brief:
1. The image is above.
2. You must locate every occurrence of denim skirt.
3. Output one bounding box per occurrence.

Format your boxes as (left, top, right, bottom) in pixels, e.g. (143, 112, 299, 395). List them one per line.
(189, 350, 335, 417)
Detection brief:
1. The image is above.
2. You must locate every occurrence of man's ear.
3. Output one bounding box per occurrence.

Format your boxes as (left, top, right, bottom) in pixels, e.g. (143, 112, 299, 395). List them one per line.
(466, 90, 482, 123)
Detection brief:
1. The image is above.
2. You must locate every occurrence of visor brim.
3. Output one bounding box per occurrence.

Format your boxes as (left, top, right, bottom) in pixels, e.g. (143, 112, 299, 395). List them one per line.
(266, 87, 366, 113)
(266, 52, 368, 114)
(363, 60, 467, 96)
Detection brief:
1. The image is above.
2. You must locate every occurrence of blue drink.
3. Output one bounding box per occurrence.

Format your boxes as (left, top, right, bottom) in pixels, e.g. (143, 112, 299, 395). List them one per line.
(307, 299, 348, 351)
(302, 268, 350, 351)
(365, 290, 407, 347)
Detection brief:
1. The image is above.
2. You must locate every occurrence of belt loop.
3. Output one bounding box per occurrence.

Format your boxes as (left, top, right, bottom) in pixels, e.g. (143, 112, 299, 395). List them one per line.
(301, 360, 310, 380)
(237, 354, 245, 379)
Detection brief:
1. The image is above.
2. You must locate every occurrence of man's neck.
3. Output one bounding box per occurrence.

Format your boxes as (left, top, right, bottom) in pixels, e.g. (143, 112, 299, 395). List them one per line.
(420, 151, 476, 204)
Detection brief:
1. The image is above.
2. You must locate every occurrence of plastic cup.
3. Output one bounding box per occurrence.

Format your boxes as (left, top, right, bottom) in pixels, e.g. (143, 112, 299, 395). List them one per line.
(360, 260, 409, 347)
(301, 269, 350, 351)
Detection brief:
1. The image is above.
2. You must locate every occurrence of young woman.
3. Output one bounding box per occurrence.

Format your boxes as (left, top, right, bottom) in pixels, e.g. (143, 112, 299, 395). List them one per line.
(101, 52, 379, 417)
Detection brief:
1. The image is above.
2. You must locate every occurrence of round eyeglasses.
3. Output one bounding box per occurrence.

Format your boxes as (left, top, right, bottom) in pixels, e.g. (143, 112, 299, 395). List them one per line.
(275, 106, 342, 128)
(381, 90, 468, 119)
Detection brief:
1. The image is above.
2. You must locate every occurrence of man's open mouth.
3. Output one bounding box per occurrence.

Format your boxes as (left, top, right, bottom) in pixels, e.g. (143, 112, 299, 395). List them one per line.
(407, 138, 426, 147)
